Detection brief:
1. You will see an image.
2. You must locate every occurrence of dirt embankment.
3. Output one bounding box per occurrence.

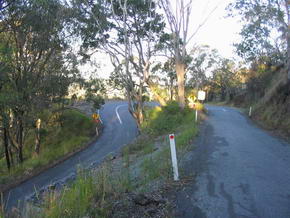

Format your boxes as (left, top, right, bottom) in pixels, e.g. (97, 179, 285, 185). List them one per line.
(231, 70, 290, 141)
(252, 78, 290, 141)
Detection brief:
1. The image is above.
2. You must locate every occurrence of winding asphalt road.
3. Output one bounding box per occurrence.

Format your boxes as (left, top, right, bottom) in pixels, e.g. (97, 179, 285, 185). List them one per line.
(176, 105, 290, 218)
(3, 101, 138, 211)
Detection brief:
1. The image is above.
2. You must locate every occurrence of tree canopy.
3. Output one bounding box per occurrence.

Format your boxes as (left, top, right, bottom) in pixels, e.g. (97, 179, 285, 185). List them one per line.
(0, 0, 81, 168)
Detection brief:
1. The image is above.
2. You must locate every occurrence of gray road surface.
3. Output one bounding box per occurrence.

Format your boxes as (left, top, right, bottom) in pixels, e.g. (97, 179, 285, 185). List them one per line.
(176, 105, 290, 218)
(3, 101, 138, 211)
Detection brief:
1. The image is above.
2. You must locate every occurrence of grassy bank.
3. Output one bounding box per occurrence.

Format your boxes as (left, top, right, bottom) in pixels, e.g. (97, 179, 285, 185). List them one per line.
(252, 95, 290, 139)
(226, 70, 290, 139)
(22, 102, 199, 218)
(0, 109, 96, 188)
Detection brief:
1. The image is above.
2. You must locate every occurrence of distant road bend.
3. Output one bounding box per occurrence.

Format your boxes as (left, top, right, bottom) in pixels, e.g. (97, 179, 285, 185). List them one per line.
(3, 101, 139, 211)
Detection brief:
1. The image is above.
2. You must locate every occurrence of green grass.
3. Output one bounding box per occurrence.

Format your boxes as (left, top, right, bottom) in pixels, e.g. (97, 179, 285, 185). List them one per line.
(139, 101, 198, 185)
(139, 124, 198, 185)
(140, 148, 171, 182)
(176, 124, 198, 150)
(31, 168, 105, 218)
(121, 136, 155, 157)
(0, 109, 96, 186)
(25, 162, 134, 218)
(142, 101, 196, 136)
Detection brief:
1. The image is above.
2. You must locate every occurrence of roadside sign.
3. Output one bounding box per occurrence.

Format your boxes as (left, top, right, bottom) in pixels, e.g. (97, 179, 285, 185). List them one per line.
(92, 113, 99, 120)
(198, 91, 206, 101)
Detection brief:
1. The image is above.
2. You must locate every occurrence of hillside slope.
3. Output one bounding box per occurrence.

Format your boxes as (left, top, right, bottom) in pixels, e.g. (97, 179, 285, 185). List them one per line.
(250, 71, 290, 138)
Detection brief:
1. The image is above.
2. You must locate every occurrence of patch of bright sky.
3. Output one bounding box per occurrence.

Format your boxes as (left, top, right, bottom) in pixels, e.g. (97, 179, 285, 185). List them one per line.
(182, 0, 241, 58)
(79, 0, 242, 79)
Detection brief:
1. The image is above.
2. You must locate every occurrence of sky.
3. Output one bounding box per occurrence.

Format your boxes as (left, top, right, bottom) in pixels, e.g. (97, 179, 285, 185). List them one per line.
(175, 0, 241, 58)
(79, 0, 242, 79)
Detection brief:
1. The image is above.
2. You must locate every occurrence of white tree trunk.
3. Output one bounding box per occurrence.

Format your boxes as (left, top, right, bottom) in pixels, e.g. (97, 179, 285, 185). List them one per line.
(176, 61, 186, 109)
(287, 0, 290, 80)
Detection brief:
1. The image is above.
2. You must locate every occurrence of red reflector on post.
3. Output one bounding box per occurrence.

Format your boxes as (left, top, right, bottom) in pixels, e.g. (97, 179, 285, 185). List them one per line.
(169, 135, 174, 139)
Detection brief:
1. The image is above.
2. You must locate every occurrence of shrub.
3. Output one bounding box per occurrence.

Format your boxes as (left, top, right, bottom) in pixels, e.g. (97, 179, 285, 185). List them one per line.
(142, 101, 195, 136)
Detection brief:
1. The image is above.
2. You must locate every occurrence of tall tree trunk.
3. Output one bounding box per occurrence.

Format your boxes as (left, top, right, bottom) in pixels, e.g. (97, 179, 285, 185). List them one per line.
(6, 129, 17, 166)
(17, 119, 24, 163)
(286, 0, 290, 80)
(135, 104, 143, 132)
(221, 87, 226, 101)
(34, 119, 41, 155)
(126, 89, 140, 132)
(18, 145, 23, 163)
(176, 61, 186, 109)
(3, 127, 11, 170)
(137, 86, 144, 125)
(35, 130, 40, 155)
(170, 78, 174, 101)
(9, 146, 14, 166)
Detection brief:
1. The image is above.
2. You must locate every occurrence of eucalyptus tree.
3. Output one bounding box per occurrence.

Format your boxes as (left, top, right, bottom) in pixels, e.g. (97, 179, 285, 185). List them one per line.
(150, 59, 177, 103)
(0, 0, 78, 164)
(0, 62, 12, 169)
(210, 59, 241, 101)
(162, 59, 177, 102)
(73, 0, 165, 129)
(0, 0, 10, 11)
(187, 45, 219, 90)
(84, 78, 105, 111)
(228, 0, 290, 81)
(159, 0, 191, 109)
(159, 0, 218, 109)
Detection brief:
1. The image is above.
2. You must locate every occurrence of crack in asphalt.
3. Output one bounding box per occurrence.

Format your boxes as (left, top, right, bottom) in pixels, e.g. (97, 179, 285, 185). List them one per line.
(206, 175, 217, 198)
(220, 182, 237, 218)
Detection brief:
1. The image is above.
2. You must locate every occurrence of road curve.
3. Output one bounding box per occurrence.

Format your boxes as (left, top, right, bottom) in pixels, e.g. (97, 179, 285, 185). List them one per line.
(176, 105, 290, 218)
(3, 101, 138, 211)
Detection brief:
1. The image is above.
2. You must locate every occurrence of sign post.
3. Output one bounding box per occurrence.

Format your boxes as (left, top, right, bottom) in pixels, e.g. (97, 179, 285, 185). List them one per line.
(97, 109, 103, 124)
(169, 134, 179, 181)
(195, 91, 206, 123)
(92, 113, 100, 136)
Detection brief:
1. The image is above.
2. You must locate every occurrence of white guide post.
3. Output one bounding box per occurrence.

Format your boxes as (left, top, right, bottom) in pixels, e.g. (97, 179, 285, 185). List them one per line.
(195, 109, 198, 123)
(169, 134, 179, 181)
(249, 107, 252, 117)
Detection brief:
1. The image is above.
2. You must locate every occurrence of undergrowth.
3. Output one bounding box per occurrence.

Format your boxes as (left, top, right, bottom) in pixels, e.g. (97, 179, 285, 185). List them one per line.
(142, 101, 196, 136)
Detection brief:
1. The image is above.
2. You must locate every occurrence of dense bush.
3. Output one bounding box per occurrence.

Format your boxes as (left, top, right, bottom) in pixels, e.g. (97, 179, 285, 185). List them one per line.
(142, 101, 195, 135)
(60, 110, 95, 136)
